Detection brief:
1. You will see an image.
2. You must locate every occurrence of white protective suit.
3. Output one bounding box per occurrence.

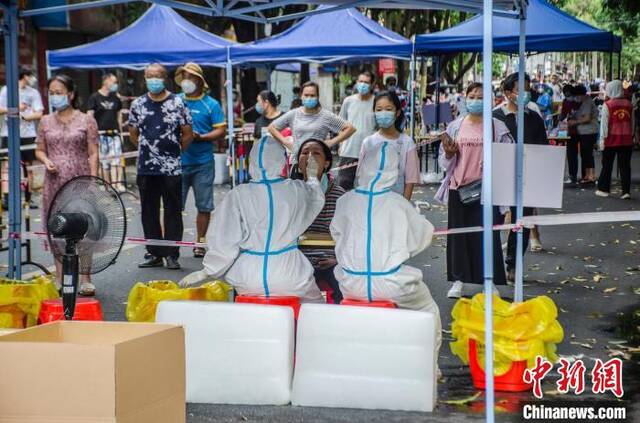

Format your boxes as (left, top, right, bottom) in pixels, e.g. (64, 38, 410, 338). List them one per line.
(331, 141, 442, 352)
(180, 136, 325, 302)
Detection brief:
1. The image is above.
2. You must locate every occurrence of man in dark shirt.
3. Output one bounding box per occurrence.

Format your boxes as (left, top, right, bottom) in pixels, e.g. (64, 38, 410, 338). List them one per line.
(129, 63, 193, 270)
(88, 74, 123, 190)
(493, 72, 549, 282)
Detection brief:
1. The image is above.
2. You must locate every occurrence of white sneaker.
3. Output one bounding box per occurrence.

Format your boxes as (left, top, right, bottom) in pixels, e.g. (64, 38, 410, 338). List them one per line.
(595, 190, 609, 197)
(621, 193, 631, 200)
(492, 283, 502, 298)
(530, 237, 543, 252)
(447, 281, 464, 299)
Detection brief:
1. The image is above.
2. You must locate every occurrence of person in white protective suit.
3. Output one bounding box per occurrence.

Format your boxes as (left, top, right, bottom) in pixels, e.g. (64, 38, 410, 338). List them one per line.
(331, 141, 442, 354)
(180, 136, 325, 302)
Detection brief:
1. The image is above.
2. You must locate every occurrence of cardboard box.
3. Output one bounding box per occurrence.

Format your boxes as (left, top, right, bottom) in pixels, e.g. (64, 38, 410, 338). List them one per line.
(0, 321, 185, 423)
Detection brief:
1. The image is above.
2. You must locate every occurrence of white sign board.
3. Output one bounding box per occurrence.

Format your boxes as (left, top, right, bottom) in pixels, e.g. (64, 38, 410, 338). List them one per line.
(489, 144, 566, 209)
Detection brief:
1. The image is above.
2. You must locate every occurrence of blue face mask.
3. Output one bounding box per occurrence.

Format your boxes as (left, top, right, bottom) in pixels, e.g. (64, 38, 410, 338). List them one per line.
(356, 82, 370, 95)
(302, 97, 318, 109)
(146, 78, 165, 94)
(50, 94, 69, 111)
(375, 111, 396, 129)
(466, 99, 483, 115)
(255, 101, 264, 115)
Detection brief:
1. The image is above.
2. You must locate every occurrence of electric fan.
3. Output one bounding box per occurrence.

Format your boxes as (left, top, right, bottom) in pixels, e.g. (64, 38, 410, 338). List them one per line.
(47, 176, 127, 320)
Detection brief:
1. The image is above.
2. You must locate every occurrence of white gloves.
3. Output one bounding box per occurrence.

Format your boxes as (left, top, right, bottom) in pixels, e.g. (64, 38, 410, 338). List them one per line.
(179, 269, 209, 288)
(306, 154, 320, 181)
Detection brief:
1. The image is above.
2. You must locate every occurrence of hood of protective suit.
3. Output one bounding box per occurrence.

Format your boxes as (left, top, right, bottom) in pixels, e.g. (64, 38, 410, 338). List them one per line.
(356, 141, 400, 191)
(605, 80, 623, 99)
(249, 136, 286, 181)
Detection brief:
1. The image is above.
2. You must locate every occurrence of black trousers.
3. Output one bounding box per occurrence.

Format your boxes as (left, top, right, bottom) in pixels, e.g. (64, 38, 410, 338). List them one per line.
(137, 175, 183, 258)
(446, 190, 507, 285)
(315, 266, 343, 304)
(566, 134, 580, 181)
(336, 157, 359, 191)
(598, 146, 633, 194)
(505, 206, 535, 271)
(578, 133, 596, 170)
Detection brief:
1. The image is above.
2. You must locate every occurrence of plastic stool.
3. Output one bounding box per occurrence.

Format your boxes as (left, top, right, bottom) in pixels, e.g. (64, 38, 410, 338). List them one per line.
(468, 339, 532, 392)
(38, 298, 104, 324)
(341, 298, 397, 309)
(235, 295, 301, 320)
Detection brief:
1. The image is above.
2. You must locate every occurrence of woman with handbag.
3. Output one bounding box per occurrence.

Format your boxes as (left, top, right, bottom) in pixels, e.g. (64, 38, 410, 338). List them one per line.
(434, 83, 514, 299)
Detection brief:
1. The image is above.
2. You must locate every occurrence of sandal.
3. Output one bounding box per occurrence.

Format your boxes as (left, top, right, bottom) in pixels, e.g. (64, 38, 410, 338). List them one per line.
(79, 282, 96, 297)
(193, 247, 206, 258)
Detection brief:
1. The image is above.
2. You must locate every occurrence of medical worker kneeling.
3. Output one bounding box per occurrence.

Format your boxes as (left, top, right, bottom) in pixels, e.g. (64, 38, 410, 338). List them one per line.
(332, 141, 442, 354)
(180, 136, 325, 302)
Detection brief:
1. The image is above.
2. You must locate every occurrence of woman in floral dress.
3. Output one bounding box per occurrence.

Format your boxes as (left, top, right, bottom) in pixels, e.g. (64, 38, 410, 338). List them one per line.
(35, 74, 99, 295)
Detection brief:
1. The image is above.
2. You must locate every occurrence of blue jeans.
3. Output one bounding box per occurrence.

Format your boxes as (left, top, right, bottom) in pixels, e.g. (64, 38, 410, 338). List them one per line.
(181, 160, 214, 213)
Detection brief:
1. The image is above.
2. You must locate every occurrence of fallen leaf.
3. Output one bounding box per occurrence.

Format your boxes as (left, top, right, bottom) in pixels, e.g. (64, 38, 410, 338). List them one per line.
(570, 341, 594, 349)
(441, 392, 482, 406)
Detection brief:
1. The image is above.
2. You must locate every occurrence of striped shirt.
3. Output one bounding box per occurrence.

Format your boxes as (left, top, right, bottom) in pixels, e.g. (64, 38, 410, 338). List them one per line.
(308, 182, 346, 233)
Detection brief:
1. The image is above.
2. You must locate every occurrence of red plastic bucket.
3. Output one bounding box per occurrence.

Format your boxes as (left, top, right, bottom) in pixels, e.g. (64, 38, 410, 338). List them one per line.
(38, 298, 104, 324)
(468, 339, 532, 392)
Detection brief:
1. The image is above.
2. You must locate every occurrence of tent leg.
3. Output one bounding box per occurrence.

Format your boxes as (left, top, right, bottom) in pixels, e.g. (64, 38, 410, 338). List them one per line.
(617, 53, 621, 80)
(409, 52, 416, 140)
(515, 9, 526, 303)
(482, 0, 495, 421)
(3, 0, 21, 279)
(226, 54, 236, 187)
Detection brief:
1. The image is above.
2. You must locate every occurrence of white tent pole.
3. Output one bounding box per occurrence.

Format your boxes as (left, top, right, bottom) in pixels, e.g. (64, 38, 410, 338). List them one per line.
(226, 47, 236, 187)
(515, 7, 527, 303)
(409, 46, 416, 140)
(482, 0, 495, 421)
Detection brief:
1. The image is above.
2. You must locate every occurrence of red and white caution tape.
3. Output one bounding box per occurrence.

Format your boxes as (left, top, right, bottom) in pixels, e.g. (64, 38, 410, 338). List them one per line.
(5, 211, 640, 248)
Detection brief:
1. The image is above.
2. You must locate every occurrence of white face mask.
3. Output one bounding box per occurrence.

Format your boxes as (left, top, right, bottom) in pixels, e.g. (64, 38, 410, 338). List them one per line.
(181, 79, 197, 95)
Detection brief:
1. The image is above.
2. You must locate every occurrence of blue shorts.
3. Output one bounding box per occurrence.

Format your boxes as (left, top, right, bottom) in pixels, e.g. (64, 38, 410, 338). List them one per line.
(181, 160, 214, 213)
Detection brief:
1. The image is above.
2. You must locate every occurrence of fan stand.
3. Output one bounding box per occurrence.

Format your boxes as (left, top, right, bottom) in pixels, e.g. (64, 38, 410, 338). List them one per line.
(61, 239, 80, 321)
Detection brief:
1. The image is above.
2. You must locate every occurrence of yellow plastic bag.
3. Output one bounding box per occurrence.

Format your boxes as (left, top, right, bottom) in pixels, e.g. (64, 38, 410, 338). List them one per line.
(126, 280, 232, 322)
(450, 294, 564, 375)
(0, 275, 60, 328)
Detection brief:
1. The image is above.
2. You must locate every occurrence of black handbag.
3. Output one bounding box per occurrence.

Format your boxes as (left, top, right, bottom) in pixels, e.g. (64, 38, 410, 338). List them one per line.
(457, 179, 482, 204)
(454, 119, 495, 205)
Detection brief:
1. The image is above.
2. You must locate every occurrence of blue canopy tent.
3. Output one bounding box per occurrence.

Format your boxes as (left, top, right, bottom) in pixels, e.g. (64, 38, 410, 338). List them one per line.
(415, 0, 621, 53)
(228, 6, 413, 65)
(47, 4, 232, 70)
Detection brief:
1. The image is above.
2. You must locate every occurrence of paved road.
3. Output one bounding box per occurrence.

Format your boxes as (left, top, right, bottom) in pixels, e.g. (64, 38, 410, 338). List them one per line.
(2, 151, 640, 422)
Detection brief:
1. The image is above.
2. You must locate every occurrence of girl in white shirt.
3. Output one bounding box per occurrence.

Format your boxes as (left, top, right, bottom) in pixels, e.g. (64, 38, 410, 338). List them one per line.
(357, 90, 420, 200)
